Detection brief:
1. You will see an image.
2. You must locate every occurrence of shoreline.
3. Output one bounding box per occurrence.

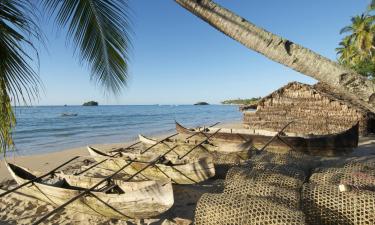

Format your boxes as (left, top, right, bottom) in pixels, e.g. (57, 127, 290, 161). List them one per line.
(0, 120, 243, 181)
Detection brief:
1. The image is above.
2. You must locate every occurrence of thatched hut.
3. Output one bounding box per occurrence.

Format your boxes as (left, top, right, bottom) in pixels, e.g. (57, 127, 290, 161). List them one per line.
(243, 82, 375, 136)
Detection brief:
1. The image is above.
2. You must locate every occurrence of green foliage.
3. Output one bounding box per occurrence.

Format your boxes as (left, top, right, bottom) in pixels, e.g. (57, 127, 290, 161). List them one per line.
(221, 97, 261, 105)
(0, 0, 42, 154)
(0, 0, 132, 154)
(337, 2, 375, 79)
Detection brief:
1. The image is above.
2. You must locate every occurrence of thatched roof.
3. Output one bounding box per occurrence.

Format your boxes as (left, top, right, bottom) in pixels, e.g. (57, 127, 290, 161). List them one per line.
(257, 81, 372, 114)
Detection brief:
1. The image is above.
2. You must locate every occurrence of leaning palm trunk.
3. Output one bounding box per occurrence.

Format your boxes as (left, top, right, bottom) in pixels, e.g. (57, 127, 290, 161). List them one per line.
(175, 0, 375, 112)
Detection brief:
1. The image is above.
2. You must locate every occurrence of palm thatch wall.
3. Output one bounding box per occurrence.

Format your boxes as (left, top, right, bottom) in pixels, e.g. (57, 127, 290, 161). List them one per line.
(243, 82, 375, 136)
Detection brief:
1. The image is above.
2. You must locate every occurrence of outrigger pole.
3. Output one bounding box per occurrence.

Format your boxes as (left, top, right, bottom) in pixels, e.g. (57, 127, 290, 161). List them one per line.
(0, 156, 80, 198)
(257, 121, 295, 153)
(185, 121, 220, 140)
(179, 128, 222, 160)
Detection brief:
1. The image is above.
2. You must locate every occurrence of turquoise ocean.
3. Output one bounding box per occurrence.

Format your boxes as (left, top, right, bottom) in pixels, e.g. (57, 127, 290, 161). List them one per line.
(9, 105, 241, 156)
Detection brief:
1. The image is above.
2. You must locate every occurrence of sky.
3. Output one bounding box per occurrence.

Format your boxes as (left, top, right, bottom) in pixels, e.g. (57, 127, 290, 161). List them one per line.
(34, 0, 370, 105)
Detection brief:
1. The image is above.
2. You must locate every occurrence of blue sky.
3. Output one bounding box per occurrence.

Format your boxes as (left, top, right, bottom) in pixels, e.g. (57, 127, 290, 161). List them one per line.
(35, 0, 369, 105)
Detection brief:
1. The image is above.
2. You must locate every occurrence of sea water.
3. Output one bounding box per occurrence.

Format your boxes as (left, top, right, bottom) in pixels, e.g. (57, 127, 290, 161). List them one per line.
(9, 105, 241, 156)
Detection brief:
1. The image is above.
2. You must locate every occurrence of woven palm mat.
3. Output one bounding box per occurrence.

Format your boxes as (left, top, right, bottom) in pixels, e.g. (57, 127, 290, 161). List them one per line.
(194, 193, 306, 225)
(302, 184, 375, 225)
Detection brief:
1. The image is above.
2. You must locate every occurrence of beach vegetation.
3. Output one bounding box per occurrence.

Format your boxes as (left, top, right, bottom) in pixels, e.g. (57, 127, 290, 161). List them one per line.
(221, 97, 261, 105)
(0, 0, 131, 154)
(336, 2, 375, 79)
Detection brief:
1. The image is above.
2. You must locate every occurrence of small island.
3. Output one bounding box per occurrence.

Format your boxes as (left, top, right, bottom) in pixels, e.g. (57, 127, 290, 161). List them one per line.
(82, 101, 98, 106)
(221, 97, 261, 105)
(194, 102, 209, 105)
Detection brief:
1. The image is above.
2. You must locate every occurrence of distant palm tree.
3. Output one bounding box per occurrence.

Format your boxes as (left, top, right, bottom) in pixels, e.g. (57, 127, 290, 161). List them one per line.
(175, 0, 375, 113)
(0, 0, 131, 154)
(340, 14, 374, 59)
(336, 36, 359, 65)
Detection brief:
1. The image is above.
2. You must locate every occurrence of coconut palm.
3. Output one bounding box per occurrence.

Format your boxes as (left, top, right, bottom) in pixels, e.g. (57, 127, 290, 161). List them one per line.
(336, 36, 359, 65)
(0, 0, 131, 154)
(340, 14, 374, 59)
(174, 0, 375, 113)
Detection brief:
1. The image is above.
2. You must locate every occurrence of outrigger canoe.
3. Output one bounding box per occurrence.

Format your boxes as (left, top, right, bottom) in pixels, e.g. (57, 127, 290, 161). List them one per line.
(87, 147, 216, 184)
(175, 121, 359, 156)
(138, 134, 252, 163)
(5, 162, 174, 219)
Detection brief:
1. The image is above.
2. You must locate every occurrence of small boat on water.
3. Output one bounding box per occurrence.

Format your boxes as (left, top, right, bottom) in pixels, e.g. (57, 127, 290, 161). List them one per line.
(175, 121, 359, 156)
(87, 147, 216, 184)
(5, 162, 174, 219)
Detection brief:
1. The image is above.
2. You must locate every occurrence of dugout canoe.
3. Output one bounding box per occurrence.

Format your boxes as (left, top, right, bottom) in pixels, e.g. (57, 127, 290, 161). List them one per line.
(87, 146, 216, 184)
(138, 134, 252, 163)
(5, 162, 174, 219)
(175, 121, 359, 156)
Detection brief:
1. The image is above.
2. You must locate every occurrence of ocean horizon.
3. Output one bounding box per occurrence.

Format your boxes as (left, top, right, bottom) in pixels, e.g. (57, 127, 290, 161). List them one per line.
(8, 105, 242, 157)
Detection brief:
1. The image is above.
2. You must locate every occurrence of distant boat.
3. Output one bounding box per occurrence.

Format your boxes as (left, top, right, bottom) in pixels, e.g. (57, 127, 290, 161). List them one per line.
(61, 113, 78, 117)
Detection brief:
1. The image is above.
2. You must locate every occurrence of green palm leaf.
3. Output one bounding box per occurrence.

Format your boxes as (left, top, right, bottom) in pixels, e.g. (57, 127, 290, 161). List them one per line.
(0, 0, 42, 153)
(43, 0, 132, 94)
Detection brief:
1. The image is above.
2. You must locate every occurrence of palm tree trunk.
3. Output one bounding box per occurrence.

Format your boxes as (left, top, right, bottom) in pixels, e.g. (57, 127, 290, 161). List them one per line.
(175, 0, 375, 112)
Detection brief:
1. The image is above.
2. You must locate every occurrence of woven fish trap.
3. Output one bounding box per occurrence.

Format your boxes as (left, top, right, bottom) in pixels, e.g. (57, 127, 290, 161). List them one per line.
(226, 163, 306, 183)
(302, 184, 375, 225)
(249, 151, 317, 171)
(310, 170, 375, 191)
(225, 168, 304, 190)
(194, 193, 306, 225)
(223, 179, 301, 209)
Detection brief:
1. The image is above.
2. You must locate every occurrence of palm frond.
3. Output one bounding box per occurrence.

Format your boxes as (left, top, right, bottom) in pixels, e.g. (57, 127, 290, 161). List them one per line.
(0, 0, 42, 153)
(43, 0, 132, 94)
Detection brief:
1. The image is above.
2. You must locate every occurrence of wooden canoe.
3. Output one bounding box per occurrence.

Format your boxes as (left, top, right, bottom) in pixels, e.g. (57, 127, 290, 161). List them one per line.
(175, 121, 359, 156)
(138, 134, 254, 153)
(87, 147, 216, 184)
(138, 134, 251, 163)
(5, 162, 174, 219)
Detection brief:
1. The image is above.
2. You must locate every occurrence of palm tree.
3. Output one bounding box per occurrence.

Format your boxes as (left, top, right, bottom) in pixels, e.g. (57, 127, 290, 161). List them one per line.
(0, 0, 131, 154)
(340, 14, 374, 59)
(336, 36, 358, 65)
(174, 0, 375, 113)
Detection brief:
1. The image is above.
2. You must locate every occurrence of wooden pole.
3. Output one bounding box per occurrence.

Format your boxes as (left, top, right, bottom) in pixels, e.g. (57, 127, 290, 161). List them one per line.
(32, 160, 135, 225)
(179, 128, 222, 159)
(125, 145, 179, 181)
(140, 133, 179, 154)
(74, 158, 108, 176)
(109, 141, 141, 153)
(0, 156, 80, 198)
(185, 122, 220, 140)
(257, 121, 294, 153)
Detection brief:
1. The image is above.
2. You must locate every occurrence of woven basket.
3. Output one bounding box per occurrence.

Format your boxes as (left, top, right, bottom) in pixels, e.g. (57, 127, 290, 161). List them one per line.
(194, 193, 306, 225)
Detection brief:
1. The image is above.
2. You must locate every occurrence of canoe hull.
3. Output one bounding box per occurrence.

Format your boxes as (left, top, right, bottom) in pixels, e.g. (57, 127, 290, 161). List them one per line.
(175, 122, 359, 156)
(5, 162, 174, 219)
(87, 147, 215, 184)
